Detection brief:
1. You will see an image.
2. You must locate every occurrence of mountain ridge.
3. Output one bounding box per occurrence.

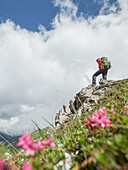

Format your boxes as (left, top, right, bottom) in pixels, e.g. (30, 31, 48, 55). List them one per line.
(55, 79, 116, 127)
(0, 132, 16, 142)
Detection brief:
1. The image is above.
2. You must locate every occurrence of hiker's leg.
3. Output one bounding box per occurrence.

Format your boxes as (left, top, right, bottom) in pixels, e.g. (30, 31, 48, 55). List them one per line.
(92, 70, 102, 84)
(102, 69, 108, 80)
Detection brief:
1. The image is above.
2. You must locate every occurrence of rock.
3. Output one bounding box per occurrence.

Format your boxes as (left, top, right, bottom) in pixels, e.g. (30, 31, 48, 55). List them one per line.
(55, 105, 72, 127)
(99, 79, 114, 87)
(55, 79, 115, 127)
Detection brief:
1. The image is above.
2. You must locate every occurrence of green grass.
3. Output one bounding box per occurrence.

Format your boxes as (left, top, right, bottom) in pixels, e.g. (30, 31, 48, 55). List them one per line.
(31, 126, 52, 140)
(0, 143, 12, 157)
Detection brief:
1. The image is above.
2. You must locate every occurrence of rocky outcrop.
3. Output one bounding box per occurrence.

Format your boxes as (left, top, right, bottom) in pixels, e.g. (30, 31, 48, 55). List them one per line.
(55, 79, 115, 127)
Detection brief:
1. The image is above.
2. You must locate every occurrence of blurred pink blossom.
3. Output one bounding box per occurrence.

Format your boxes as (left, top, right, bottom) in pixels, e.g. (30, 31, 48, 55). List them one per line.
(85, 108, 111, 129)
(85, 119, 91, 129)
(0, 158, 3, 169)
(22, 162, 33, 170)
(1, 161, 9, 170)
(41, 136, 56, 148)
(0, 158, 18, 170)
(17, 133, 56, 156)
(17, 133, 36, 156)
(35, 141, 44, 151)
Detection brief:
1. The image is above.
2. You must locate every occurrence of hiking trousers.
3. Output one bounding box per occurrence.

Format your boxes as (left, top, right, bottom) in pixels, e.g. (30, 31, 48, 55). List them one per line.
(92, 69, 108, 84)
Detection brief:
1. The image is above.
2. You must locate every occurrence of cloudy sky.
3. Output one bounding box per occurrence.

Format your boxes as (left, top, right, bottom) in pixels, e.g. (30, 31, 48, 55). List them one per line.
(0, 0, 128, 135)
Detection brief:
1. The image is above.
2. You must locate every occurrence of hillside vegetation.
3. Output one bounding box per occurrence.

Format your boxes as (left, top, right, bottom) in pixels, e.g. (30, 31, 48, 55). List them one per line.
(0, 79, 128, 170)
(0, 143, 12, 158)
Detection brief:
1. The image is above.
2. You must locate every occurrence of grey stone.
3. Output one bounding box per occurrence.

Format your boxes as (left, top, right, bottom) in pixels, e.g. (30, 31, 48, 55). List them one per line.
(55, 79, 116, 127)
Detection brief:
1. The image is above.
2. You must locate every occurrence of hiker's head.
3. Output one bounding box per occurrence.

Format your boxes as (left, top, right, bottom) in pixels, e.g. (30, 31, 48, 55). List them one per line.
(96, 58, 100, 62)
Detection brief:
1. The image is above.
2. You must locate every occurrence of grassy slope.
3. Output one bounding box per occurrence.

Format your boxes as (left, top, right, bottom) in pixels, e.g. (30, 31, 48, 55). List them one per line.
(1, 79, 128, 169)
(0, 143, 12, 157)
(52, 79, 128, 169)
(31, 127, 52, 140)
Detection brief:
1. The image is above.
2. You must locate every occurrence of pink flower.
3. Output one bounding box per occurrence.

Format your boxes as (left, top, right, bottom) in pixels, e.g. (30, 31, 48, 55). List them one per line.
(17, 133, 30, 148)
(1, 162, 9, 170)
(85, 119, 91, 129)
(99, 108, 107, 115)
(85, 108, 111, 129)
(0, 158, 3, 169)
(88, 116, 93, 123)
(0, 158, 17, 170)
(17, 133, 36, 156)
(22, 162, 33, 170)
(41, 136, 56, 148)
(126, 105, 128, 109)
(17, 133, 32, 147)
(35, 141, 44, 151)
(93, 112, 111, 128)
(25, 145, 36, 156)
(17, 133, 56, 156)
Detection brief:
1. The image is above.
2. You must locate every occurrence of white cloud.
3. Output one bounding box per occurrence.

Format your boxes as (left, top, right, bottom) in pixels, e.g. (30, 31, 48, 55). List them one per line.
(10, 117, 19, 125)
(54, 0, 78, 16)
(0, 0, 128, 135)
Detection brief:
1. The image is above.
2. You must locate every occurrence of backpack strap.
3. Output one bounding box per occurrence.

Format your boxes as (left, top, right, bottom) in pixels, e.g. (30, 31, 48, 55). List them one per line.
(97, 58, 104, 69)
